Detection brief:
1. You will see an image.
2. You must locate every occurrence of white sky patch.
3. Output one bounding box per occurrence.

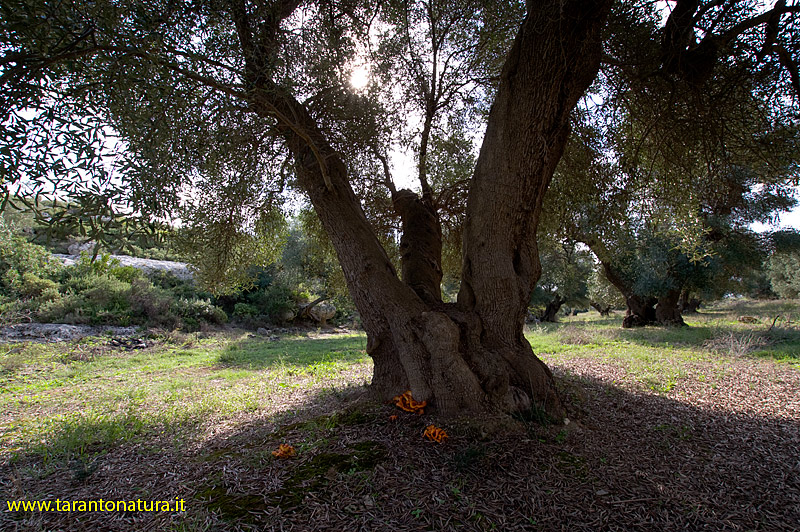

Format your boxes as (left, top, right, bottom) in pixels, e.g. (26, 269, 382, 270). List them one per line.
(751, 202, 800, 232)
(389, 147, 418, 190)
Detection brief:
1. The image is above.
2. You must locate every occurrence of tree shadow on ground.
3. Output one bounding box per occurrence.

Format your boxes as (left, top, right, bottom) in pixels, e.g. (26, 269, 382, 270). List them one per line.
(3, 362, 798, 531)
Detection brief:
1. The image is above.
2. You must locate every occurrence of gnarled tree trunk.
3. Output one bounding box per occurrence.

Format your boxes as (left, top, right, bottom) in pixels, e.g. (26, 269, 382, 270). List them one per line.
(622, 294, 658, 328)
(541, 295, 567, 323)
(248, 0, 612, 419)
(679, 289, 701, 313)
(590, 301, 613, 316)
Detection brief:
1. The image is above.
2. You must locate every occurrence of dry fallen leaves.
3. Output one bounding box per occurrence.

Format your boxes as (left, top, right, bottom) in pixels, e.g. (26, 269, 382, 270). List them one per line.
(393, 390, 427, 414)
(271, 443, 296, 459)
(423, 424, 448, 443)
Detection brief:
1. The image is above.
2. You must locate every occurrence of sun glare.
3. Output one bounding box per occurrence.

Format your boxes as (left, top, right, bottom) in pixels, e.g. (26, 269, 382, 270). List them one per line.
(349, 66, 370, 90)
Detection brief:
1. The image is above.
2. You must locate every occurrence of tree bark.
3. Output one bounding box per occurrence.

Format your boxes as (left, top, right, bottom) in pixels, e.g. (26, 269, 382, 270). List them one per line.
(245, 0, 611, 419)
(457, 0, 612, 418)
(392, 189, 443, 306)
(622, 294, 658, 328)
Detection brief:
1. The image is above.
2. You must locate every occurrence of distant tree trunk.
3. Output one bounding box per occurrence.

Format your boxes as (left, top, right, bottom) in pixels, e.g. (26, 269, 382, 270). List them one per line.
(590, 301, 612, 316)
(679, 289, 701, 313)
(583, 245, 684, 328)
(248, 0, 611, 419)
(541, 295, 567, 322)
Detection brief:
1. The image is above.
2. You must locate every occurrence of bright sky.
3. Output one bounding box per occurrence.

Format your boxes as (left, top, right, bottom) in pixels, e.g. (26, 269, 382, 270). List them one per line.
(751, 203, 800, 232)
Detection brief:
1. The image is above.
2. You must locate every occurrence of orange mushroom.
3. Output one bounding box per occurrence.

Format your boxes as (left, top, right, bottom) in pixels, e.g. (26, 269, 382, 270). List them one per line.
(392, 390, 427, 414)
(271, 443, 296, 459)
(423, 425, 448, 443)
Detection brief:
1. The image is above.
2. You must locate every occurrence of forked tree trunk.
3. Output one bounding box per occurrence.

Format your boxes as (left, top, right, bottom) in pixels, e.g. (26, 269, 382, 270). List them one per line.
(590, 301, 613, 316)
(587, 247, 683, 328)
(254, 0, 612, 419)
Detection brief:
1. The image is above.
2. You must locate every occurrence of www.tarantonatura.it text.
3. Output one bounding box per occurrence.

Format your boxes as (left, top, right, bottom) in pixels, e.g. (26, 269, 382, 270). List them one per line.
(7, 498, 185, 512)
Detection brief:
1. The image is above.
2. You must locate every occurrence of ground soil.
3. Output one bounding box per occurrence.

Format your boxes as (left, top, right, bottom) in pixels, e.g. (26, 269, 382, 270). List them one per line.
(1, 335, 798, 531)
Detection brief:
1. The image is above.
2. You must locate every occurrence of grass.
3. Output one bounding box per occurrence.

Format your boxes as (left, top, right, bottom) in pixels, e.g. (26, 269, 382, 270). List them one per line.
(3, 300, 798, 468)
(0, 330, 370, 466)
(526, 299, 800, 392)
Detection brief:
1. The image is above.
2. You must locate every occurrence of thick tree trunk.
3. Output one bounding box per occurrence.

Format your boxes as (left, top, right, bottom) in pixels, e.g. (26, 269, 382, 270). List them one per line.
(457, 0, 611, 419)
(248, 0, 611, 420)
(541, 295, 567, 323)
(655, 289, 686, 326)
(622, 294, 658, 328)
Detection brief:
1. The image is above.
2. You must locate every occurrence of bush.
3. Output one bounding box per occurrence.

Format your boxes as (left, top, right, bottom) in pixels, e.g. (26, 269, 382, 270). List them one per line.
(175, 298, 227, 330)
(109, 264, 142, 284)
(127, 277, 178, 328)
(767, 251, 800, 299)
(18, 273, 60, 300)
(0, 220, 61, 296)
(233, 302, 259, 318)
(0, 222, 228, 330)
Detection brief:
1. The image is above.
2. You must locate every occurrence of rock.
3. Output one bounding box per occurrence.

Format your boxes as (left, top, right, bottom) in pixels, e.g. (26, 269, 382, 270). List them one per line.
(109, 337, 149, 350)
(309, 303, 336, 326)
(257, 327, 270, 336)
(51, 253, 193, 281)
(68, 240, 97, 255)
(280, 309, 296, 322)
(0, 323, 138, 343)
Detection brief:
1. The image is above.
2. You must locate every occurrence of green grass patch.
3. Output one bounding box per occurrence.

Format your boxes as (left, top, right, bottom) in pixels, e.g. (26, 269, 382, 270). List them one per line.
(0, 332, 371, 465)
(527, 299, 800, 389)
(217, 334, 368, 368)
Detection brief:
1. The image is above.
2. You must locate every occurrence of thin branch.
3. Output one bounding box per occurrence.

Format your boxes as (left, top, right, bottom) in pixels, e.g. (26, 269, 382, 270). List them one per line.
(98, 46, 247, 99)
(709, 4, 800, 48)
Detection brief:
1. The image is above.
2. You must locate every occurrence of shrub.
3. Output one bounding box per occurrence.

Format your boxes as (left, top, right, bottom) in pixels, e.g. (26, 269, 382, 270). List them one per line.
(127, 277, 177, 328)
(109, 264, 142, 283)
(233, 302, 259, 318)
(244, 280, 296, 322)
(175, 298, 227, 330)
(767, 251, 800, 299)
(82, 275, 131, 312)
(18, 273, 60, 300)
(0, 220, 61, 295)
